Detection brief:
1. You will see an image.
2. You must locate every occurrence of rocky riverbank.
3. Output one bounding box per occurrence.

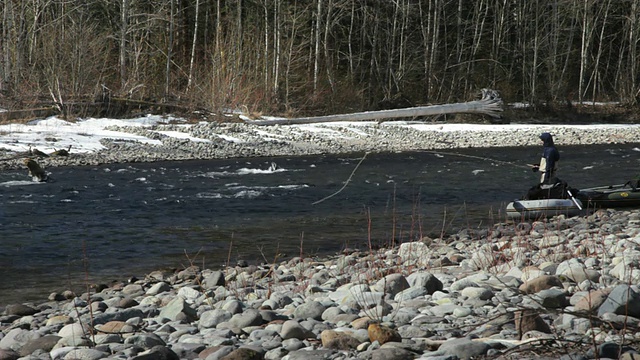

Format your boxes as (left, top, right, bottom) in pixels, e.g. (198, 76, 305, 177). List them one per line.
(3, 206, 640, 359)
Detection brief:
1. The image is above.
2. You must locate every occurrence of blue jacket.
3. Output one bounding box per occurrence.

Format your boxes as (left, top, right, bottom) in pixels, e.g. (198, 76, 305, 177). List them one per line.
(540, 132, 559, 182)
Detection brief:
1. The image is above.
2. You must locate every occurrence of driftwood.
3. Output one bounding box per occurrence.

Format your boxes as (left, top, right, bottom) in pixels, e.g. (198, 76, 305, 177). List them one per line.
(0, 107, 58, 124)
(0, 97, 193, 124)
(243, 88, 503, 126)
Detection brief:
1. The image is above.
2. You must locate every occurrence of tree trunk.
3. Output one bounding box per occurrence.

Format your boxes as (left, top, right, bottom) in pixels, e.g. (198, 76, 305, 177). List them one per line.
(120, 0, 128, 90)
(313, 0, 322, 93)
(165, 0, 175, 101)
(243, 89, 502, 125)
(187, 0, 200, 92)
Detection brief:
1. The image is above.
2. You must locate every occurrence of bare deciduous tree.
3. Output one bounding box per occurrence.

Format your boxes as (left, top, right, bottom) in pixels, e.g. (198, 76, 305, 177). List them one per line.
(1, 0, 640, 116)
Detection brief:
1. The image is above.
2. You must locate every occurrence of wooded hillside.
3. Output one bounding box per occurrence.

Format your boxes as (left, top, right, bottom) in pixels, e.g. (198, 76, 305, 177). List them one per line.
(1, 1, 638, 118)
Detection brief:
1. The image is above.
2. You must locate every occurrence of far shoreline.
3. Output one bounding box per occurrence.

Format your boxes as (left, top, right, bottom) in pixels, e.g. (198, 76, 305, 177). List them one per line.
(1, 118, 640, 173)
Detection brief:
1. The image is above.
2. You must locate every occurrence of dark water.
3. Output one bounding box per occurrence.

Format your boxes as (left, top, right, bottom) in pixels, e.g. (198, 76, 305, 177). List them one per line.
(1, 144, 639, 305)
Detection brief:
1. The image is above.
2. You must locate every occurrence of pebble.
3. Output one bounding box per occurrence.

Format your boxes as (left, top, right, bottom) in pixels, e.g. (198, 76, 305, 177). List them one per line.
(2, 122, 640, 359)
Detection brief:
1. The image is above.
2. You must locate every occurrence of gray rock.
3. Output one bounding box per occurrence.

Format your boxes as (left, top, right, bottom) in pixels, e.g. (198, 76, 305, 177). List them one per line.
(310, 269, 331, 286)
(229, 309, 263, 328)
(247, 329, 279, 343)
(269, 293, 293, 308)
(124, 333, 166, 349)
(62, 348, 109, 360)
(555, 258, 584, 276)
(90, 301, 109, 313)
(280, 320, 311, 340)
(146, 282, 172, 295)
(343, 290, 385, 309)
(58, 323, 89, 338)
(600, 312, 640, 329)
(331, 313, 359, 325)
(56, 335, 93, 348)
(452, 307, 472, 318)
(394, 287, 428, 302)
(283, 349, 336, 360)
(0, 328, 40, 352)
(158, 298, 197, 322)
(292, 301, 326, 320)
(460, 286, 494, 301)
(222, 300, 244, 314)
(216, 346, 263, 360)
(320, 306, 344, 322)
(122, 284, 144, 296)
(264, 347, 288, 360)
(258, 309, 283, 323)
(203, 271, 226, 289)
(3, 304, 38, 316)
(437, 337, 490, 359)
(449, 278, 479, 292)
(130, 345, 180, 360)
(406, 272, 443, 294)
(371, 347, 416, 360)
(177, 266, 199, 281)
(373, 273, 410, 297)
(558, 264, 600, 283)
(177, 286, 202, 301)
(119, 297, 139, 309)
(390, 308, 420, 325)
(169, 342, 205, 359)
(598, 285, 640, 318)
(50, 347, 77, 360)
(92, 308, 147, 325)
(398, 242, 431, 267)
(534, 288, 569, 308)
(281, 338, 304, 351)
(200, 309, 233, 329)
(93, 334, 122, 345)
(410, 314, 445, 326)
(397, 325, 431, 338)
(429, 304, 462, 317)
(202, 345, 235, 360)
(586, 341, 624, 360)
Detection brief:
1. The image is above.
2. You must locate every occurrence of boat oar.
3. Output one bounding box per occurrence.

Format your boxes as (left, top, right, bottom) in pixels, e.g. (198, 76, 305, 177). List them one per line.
(566, 189, 583, 210)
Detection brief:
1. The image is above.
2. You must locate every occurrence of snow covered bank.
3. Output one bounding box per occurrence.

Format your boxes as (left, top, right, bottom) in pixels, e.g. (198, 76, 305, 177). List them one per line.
(0, 115, 639, 170)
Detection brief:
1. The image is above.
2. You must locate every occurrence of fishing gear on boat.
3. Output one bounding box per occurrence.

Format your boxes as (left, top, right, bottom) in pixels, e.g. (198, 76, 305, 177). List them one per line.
(566, 189, 583, 210)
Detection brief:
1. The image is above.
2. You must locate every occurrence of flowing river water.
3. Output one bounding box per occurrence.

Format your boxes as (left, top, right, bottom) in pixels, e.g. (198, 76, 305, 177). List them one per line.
(1, 143, 639, 305)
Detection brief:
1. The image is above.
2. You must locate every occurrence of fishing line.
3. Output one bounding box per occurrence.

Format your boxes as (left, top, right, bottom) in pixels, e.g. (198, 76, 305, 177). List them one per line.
(419, 150, 532, 170)
(312, 149, 534, 204)
(312, 151, 369, 205)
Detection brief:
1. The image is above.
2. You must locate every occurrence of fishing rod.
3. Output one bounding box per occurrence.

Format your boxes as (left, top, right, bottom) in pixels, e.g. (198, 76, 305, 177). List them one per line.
(419, 149, 532, 170)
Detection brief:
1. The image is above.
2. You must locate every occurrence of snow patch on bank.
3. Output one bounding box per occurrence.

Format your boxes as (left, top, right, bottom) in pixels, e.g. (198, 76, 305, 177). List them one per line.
(1, 114, 640, 157)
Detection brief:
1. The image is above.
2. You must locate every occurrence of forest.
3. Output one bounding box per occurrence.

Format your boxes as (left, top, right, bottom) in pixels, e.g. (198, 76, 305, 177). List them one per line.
(1, 0, 639, 119)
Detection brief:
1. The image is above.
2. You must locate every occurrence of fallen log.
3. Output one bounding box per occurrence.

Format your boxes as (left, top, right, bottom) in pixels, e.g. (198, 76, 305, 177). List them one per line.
(243, 88, 503, 126)
(0, 107, 58, 124)
(0, 97, 194, 123)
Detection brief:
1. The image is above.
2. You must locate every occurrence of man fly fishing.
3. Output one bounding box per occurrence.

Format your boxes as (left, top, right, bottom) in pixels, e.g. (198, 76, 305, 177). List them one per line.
(531, 132, 560, 184)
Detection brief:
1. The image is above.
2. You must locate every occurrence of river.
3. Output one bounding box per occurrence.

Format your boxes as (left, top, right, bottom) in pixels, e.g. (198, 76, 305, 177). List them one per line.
(1, 143, 638, 305)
